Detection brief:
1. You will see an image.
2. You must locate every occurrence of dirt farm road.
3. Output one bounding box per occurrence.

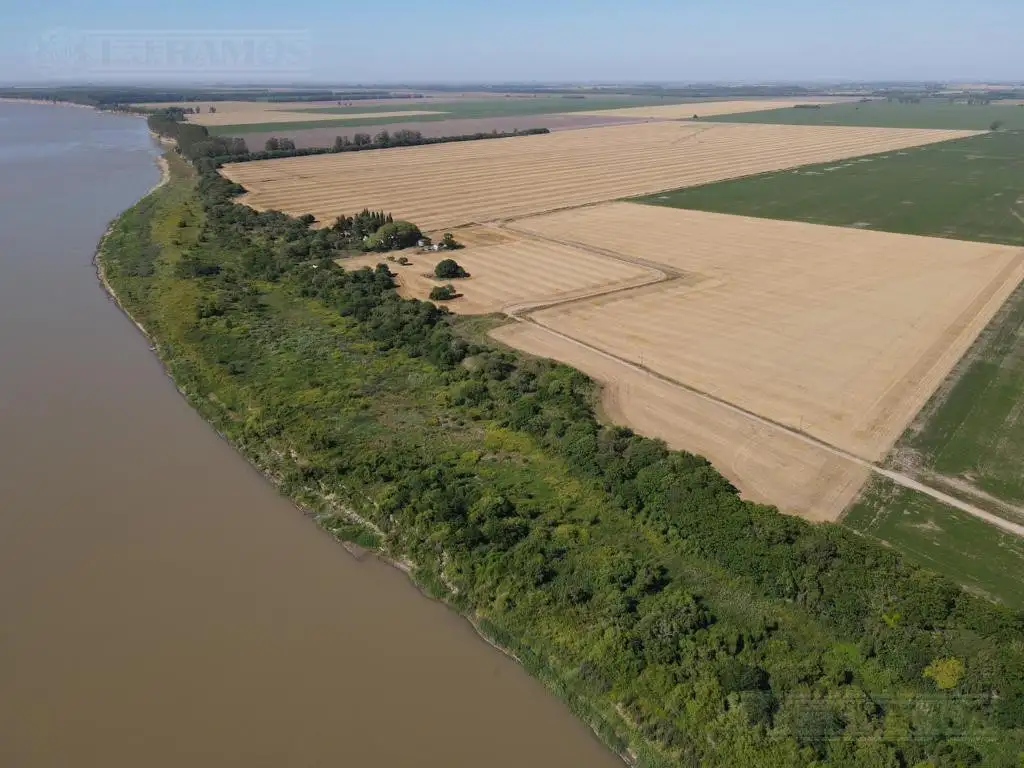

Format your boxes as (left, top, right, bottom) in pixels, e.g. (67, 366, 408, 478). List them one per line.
(485, 221, 1024, 539)
(511, 312, 1024, 538)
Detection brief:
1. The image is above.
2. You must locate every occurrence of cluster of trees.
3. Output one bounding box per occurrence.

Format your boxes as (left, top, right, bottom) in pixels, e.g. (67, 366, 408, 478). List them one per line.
(434, 258, 469, 279)
(366, 221, 421, 251)
(134, 118, 1024, 767)
(333, 129, 428, 149)
(329, 209, 422, 251)
(232, 127, 551, 164)
(263, 137, 296, 152)
(147, 112, 248, 167)
(171, 106, 216, 115)
(429, 284, 458, 301)
(148, 111, 551, 168)
(333, 209, 393, 237)
(439, 232, 462, 250)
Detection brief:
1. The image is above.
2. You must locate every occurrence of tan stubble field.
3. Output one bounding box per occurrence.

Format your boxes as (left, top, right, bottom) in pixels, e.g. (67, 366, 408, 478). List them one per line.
(227, 116, 1017, 522)
(336, 203, 1023, 520)
(221, 121, 978, 230)
(337, 228, 663, 315)
(507, 203, 1024, 462)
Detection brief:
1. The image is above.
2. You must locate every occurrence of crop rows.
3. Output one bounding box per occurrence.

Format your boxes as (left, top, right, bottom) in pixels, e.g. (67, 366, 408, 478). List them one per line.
(221, 122, 977, 230)
(517, 203, 1024, 461)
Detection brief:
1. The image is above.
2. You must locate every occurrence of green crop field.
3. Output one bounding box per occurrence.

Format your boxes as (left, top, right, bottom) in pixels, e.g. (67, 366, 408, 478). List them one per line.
(844, 478, 1024, 608)
(207, 95, 692, 134)
(635, 130, 1024, 246)
(710, 99, 1024, 131)
(898, 282, 1024, 505)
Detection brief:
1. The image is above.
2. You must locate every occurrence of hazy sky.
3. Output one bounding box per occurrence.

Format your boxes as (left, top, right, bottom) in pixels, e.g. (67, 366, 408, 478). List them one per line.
(2, 0, 1021, 84)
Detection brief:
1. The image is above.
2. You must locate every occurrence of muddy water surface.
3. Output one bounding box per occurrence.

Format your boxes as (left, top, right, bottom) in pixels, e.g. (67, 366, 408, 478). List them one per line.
(0, 102, 619, 768)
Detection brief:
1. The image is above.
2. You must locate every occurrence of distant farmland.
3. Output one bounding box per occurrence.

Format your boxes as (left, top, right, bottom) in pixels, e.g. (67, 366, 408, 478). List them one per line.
(205, 94, 700, 134)
(710, 99, 1024, 130)
(221, 122, 976, 230)
(637, 130, 1024, 246)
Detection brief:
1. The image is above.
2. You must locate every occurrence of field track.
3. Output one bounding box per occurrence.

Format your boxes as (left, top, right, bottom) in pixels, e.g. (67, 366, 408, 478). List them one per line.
(483, 203, 1024, 522)
(221, 122, 978, 230)
(494, 318, 1024, 534)
(515, 204, 1024, 462)
(492, 320, 871, 521)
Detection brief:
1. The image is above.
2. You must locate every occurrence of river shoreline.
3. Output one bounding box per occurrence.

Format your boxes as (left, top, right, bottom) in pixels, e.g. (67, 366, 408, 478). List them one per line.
(0, 97, 97, 109)
(93, 149, 634, 766)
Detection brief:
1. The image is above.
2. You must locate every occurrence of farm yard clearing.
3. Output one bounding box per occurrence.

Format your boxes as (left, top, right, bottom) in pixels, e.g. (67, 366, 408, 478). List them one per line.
(221, 121, 978, 230)
(337, 229, 664, 316)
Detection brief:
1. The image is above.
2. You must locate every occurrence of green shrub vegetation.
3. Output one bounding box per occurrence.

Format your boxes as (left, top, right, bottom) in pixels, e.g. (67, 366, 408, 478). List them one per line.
(100, 141, 1024, 766)
(434, 258, 469, 279)
(365, 220, 422, 252)
(429, 284, 457, 302)
(635, 129, 1024, 246)
(440, 232, 463, 250)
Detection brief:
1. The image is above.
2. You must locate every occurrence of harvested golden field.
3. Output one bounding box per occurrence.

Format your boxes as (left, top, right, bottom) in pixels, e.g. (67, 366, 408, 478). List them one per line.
(514, 203, 1024, 462)
(134, 101, 441, 126)
(220, 121, 977, 230)
(492, 321, 870, 521)
(571, 98, 851, 120)
(338, 231, 661, 315)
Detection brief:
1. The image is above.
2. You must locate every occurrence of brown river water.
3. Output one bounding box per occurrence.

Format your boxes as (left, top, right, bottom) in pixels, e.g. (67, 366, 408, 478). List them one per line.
(0, 102, 619, 767)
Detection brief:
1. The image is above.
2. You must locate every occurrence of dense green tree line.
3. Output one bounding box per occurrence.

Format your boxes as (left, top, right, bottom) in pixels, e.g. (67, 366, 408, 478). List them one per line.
(115, 136, 1024, 766)
(147, 112, 248, 165)
(147, 112, 550, 167)
(235, 127, 552, 163)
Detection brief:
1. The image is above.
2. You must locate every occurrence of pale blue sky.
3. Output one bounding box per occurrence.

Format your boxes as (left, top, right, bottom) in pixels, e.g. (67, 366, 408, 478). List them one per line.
(1, 0, 1021, 84)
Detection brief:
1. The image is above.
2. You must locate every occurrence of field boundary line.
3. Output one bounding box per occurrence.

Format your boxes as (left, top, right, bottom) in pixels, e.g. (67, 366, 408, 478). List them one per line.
(484, 214, 1024, 536)
(861, 251, 1024, 453)
(503, 315, 1024, 538)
